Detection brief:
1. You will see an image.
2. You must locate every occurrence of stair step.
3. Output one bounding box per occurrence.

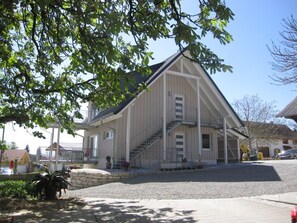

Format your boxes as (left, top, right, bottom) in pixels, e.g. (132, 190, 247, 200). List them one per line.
(129, 120, 182, 161)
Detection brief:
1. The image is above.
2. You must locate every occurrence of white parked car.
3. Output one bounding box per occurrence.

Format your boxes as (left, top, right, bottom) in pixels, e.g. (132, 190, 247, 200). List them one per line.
(0, 167, 13, 175)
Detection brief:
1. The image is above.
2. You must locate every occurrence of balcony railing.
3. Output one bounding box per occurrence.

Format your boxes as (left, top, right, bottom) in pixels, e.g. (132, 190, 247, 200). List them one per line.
(37, 147, 84, 163)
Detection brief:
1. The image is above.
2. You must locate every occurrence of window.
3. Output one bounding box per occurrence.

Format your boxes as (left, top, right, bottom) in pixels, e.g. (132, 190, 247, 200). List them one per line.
(89, 104, 100, 120)
(90, 135, 98, 158)
(283, 138, 288, 144)
(104, 130, 114, 140)
(202, 134, 211, 149)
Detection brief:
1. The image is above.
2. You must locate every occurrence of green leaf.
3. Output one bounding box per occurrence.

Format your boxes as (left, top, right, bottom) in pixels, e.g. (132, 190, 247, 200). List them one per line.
(0, 0, 234, 134)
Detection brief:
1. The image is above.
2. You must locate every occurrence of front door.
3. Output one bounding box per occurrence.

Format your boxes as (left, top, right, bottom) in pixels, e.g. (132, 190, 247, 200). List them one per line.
(175, 95, 184, 121)
(175, 133, 185, 161)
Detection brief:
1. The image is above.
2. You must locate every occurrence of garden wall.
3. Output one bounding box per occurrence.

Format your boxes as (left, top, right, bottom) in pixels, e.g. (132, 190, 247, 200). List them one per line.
(69, 169, 132, 190)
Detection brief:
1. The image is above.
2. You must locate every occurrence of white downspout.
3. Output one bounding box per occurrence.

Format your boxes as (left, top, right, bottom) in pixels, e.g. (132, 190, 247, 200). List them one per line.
(106, 127, 116, 168)
(196, 78, 202, 158)
(126, 106, 131, 162)
(223, 117, 228, 165)
(163, 73, 167, 162)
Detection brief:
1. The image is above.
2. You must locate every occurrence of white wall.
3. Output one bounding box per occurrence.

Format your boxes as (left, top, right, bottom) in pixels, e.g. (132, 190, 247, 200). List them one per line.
(17, 165, 28, 173)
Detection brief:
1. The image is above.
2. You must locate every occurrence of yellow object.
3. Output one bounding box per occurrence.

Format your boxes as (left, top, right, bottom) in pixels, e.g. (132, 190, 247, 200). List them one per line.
(258, 152, 263, 160)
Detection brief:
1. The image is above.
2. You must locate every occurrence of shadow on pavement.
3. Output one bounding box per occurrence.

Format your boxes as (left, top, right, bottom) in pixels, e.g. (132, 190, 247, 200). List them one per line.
(89, 199, 196, 223)
(11, 198, 93, 223)
(121, 164, 281, 184)
(10, 198, 196, 223)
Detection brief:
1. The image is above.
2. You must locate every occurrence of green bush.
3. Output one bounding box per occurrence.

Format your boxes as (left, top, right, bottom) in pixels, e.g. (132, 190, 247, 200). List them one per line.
(0, 180, 30, 198)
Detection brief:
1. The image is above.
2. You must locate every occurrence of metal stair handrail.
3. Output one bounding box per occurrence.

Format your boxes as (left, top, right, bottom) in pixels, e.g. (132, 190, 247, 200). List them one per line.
(129, 120, 182, 161)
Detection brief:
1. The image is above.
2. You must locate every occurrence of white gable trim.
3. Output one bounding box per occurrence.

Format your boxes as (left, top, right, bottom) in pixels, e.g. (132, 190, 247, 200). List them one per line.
(166, 70, 199, 80)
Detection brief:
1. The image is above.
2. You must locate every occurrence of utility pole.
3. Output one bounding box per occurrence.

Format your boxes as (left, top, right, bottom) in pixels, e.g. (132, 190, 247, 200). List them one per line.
(55, 124, 61, 171)
(49, 128, 54, 171)
(55, 96, 62, 171)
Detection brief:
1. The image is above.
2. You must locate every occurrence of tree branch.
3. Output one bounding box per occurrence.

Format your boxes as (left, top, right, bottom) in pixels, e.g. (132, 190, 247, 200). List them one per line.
(0, 114, 29, 125)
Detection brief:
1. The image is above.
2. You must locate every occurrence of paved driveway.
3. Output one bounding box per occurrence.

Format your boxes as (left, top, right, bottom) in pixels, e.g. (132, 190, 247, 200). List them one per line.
(68, 160, 297, 199)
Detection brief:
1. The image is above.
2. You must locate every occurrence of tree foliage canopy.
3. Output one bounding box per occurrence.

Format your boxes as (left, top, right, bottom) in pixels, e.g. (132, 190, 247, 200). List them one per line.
(268, 15, 297, 85)
(0, 0, 234, 135)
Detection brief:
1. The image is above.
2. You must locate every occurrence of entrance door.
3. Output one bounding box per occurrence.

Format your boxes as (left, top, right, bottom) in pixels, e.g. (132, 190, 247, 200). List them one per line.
(175, 133, 185, 161)
(90, 135, 99, 159)
(175, 95, 184, 121)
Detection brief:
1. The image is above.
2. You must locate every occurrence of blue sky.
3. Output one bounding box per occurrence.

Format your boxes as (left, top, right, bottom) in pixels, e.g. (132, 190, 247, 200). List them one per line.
(2, 0, 297, 152)
(149, 0, 297, 111)
(212, 0, 297, 111)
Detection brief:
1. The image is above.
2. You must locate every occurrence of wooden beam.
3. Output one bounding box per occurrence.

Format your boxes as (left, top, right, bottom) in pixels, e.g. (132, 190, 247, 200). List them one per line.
(163, 73, 167, 162)
(166, 70, 199, 80)
(126, 106, 131, 162)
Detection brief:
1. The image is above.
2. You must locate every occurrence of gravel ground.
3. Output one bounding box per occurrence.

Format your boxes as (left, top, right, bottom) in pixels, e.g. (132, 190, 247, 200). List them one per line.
(66, 160, 297, 199)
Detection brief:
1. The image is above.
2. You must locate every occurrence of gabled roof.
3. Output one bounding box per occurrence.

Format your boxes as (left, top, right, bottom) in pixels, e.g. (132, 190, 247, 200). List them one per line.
(90, 63, 166, 121)
(90, 50, 243, 127)
(90, 54, 177, 122)
(277, 96, 297, 122)
(2, 149, 30, 162)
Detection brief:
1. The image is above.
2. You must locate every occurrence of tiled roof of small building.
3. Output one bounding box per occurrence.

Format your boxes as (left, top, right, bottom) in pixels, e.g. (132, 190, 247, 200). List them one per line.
(244, 121, 297, 139)
(2, 149, 30, 162)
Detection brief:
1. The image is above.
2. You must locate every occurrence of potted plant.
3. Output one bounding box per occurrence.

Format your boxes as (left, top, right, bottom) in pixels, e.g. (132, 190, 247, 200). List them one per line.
(121, 161, 130, 170)
(29, 169, 71, 200)
(106, 156, 111, 169)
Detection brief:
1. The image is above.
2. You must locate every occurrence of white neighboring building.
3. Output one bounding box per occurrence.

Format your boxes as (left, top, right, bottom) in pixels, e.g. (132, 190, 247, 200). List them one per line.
(254, 123, 297, 158)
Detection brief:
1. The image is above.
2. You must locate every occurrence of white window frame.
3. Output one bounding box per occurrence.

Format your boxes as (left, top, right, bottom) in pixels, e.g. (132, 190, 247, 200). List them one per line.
(104, 130, 114, 140)
(202, 133, 212, 150)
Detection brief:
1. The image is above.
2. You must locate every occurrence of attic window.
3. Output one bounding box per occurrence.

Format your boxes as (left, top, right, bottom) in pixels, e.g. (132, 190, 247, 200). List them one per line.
(92, 107, 99, 118)
(89, 104, 99, 120)
(104, 131, 114, 140)
(283, 138, 288, 144)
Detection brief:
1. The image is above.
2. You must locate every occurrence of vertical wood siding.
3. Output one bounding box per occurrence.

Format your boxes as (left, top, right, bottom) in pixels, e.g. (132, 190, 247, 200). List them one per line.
(115, 110, 128, 160)
(88, 58, 240, 168)
(114, 62, 224, 167)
